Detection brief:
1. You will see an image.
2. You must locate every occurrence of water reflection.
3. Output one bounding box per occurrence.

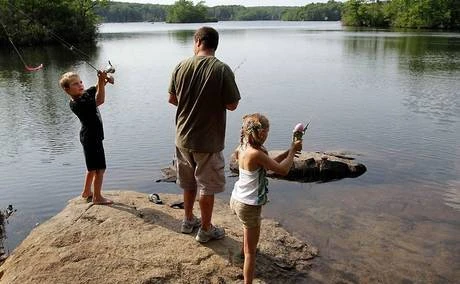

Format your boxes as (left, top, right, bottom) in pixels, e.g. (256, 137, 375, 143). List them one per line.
(0, 44, 101, 165)
(398, 37, 460, 128)
(444, 180, 460, 210)
(342, 33, 460, 127)
(169, 30, 195, 45)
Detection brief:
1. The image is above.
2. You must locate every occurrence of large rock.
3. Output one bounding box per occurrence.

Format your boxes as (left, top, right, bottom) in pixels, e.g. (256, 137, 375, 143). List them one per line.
(0, 205, 15, 264)
(0, 191, 317, 283)
(158, 151, 366, 184)
(230, 150, 367, 182)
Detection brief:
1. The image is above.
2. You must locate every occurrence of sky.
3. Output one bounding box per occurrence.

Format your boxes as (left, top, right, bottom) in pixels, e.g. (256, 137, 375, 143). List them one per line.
(114, 0, 329, 7)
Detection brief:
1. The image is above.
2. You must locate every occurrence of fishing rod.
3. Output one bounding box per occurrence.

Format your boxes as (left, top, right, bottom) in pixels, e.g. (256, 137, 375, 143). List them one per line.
(4, 2, 115, 80)
(233, 58, 247, 73)
(293, 121, 310, 142)
(0, 18, 43, 72)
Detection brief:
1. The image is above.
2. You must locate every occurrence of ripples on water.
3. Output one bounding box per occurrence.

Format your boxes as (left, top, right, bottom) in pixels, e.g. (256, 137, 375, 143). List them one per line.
(444, 180, 460, 210)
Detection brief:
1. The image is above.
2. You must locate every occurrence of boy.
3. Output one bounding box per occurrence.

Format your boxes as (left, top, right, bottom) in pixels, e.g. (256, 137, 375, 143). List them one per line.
(59, 71, 113, 205)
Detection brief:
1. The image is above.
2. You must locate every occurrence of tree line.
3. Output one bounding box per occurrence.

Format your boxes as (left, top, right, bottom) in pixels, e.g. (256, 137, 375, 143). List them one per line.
(96, 0, 343, 23)
(342, 0, 460, 29)
(1, 0, 341, 46)
(2, 0, 459, 47)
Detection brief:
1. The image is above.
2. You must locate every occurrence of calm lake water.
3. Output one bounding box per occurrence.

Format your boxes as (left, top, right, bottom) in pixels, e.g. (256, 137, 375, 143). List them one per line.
(1, 21, 459, 283)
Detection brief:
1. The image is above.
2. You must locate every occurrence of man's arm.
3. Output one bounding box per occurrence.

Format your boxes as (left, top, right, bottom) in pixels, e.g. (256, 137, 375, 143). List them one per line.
(222, 65, 240, 111)
(168, 92, 178, 106)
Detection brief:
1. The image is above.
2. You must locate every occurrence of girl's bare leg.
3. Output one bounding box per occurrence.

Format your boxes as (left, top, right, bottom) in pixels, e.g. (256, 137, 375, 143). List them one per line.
(243, 225, 261, 284)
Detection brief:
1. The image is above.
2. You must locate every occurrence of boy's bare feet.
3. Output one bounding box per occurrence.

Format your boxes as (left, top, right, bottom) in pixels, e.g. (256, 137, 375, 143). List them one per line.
(81, 191, 92, 199)
(92, 197, 113, 205)
(81, 192, 93, 202)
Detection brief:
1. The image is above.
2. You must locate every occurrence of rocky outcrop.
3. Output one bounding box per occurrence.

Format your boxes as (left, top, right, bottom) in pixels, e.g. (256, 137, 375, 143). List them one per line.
(0, 191, 317, 284)
(158, 151, 366, 184)
(0, 205, 15, 264)
(230, 151, 367, 182)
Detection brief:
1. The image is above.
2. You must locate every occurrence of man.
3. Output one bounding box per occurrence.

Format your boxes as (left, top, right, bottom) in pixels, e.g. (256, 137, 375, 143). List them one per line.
(168, 26, 240, 243)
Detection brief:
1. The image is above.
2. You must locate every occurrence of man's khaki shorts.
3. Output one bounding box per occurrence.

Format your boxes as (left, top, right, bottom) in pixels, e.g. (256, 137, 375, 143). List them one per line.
(175, 147, 225, 195)
(230, 198, 262, 229)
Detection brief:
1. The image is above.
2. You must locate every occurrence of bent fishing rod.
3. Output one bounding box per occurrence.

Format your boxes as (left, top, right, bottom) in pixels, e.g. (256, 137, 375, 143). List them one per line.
(3, 1, 116, 79)
(0, 17, 43, 71)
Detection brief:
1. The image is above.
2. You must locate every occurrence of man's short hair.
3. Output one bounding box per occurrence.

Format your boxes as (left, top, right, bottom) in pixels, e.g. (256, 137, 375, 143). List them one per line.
(194, 26, 219, 51)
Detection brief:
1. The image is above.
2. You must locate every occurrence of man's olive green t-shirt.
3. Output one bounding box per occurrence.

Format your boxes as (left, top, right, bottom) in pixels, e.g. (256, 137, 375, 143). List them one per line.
(169, 56, 240, 153)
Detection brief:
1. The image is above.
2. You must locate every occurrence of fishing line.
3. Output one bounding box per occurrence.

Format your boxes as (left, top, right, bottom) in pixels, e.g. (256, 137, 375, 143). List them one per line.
(233, 58, 247, 73)
(4, 1, 110, 73)
(0, 18, 43, 72)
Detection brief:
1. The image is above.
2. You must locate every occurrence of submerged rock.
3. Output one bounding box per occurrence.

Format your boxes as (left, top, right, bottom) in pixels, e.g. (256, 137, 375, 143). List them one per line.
(230, 150, 367, 182)
(0, 191, 317, 283)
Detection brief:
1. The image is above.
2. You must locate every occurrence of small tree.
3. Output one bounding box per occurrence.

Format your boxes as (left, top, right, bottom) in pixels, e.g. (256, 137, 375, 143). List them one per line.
(0, 0, 109, 46)
(166, 0, 210, 23)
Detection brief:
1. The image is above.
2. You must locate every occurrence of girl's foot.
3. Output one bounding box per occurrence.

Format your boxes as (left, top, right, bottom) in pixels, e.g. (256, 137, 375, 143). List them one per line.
(92, 197, 113, 205)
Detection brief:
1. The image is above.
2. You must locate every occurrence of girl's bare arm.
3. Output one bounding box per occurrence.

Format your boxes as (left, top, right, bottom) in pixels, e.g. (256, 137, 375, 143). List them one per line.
(257, 141, 302, 176)
(273, 150, 289, 162)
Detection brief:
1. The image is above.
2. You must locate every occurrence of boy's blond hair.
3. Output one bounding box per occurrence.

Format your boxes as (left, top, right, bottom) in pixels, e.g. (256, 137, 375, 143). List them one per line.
(59, 72, 79, 90)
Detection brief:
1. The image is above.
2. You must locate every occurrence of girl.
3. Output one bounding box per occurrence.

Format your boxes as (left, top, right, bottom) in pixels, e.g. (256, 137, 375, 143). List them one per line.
(230, 113, 302, 284)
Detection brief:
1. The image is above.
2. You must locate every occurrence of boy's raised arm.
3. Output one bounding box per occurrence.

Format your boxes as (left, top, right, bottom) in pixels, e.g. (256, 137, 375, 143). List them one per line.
(95, 71, 108, 106)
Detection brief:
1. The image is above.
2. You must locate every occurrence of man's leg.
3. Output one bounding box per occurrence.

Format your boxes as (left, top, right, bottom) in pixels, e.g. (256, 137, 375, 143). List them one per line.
(199, 193, 214, 231)
(183, 187, 198, 221)
(176, 147, 201, 233)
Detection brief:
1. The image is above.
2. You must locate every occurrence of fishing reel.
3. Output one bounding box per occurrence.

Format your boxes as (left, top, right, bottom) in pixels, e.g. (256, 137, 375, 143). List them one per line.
(292, 122, 310, 142)
(103, 61, 115, 84)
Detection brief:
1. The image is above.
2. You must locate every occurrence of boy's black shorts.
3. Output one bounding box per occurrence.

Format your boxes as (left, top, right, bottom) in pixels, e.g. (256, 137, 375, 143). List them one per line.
(82, 140, 106, 171)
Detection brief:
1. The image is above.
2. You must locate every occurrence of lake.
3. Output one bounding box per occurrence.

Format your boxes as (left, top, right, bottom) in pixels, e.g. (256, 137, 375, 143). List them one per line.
(0, 21, 459, 283)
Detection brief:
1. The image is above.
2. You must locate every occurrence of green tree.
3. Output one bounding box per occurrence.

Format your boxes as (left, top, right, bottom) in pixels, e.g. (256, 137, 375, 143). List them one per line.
(342, 0, 366, 26)
(96, 3, 167, 22)
(236, 7, 273, 20)
(342, 0, 459, 29)
(283, 1, 343, 21)
(166, 0, 212, 23)
(0, 0, 108, 46)
(390, 0, 452, 28)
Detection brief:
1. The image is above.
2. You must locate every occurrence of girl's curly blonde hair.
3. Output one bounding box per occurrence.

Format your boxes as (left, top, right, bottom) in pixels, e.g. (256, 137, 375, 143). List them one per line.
(240, 113, 269, 150)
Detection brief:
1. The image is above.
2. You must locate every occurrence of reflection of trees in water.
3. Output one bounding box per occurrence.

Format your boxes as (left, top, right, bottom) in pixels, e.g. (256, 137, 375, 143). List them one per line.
(169, 30, 195, 45)
(343, 34, 460, 126)
(397, 36, 460, 127)
(0, 44, 99, 163)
